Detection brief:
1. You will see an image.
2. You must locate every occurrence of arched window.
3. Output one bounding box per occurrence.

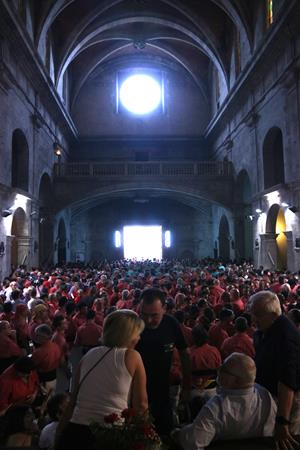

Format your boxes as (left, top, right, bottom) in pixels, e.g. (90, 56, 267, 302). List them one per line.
(57, 219, 67, 265)
(11, 129, 29, 191)
(219, 215, 230, 261)
(263, 127, 285, 189)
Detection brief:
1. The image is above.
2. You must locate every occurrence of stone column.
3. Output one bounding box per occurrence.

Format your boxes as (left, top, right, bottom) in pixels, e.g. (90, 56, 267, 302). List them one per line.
(284, 231, 295, 271)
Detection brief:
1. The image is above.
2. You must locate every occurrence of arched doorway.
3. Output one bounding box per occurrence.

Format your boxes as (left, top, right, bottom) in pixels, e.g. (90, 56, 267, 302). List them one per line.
(11, 208, 29, 269)
(235, 170, 253, 261)
(11, 129, 29, 192)
(219, 215, 230, 261)
(57, 219, 67, 265)
(266, 204, 287, 270)
(38, 173, 54, 268)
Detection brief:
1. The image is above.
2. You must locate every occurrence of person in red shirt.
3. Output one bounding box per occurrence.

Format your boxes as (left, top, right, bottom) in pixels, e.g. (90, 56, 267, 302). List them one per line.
(13, 304, 30, 354)
(174, 310, 193, 347)
(230, 288, 245, 316)
(32, 324, 62, 394)
(91, 298, 104, 326)
(0, 321, 22, 373)
(72, 302, 87, 328)
(0, 356, 39, 416)
(208, 279, 225, 307)
(208, 308, 234, 351)
(0, 301, 15, 324)
(220, 316, 255, 360)
(190, 325, 221, 390)
(29, 304, 51, 343)
(52, 315, 69, 359)
(74, 310, 102, 353)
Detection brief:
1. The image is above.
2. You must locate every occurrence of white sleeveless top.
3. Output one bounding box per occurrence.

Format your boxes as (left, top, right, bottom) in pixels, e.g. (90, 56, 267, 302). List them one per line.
(71, 346, 132, 425)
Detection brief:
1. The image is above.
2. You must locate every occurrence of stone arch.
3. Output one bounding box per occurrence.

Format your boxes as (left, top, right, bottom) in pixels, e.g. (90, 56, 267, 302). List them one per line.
(263, 127, 285, 190)
(38, 173, 54, 268)
(57, 218, 67, 265)
(265, 204, 287, 270)
(219, 215, 230, 261)
(11, 208, 29, 269)
(235, 169, 253, 261)
(11, 129, 29, 192)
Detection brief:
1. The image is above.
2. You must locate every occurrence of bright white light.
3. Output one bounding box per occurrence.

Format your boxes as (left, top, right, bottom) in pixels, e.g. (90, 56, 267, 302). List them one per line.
(264, 190, 280, 207)
(119, 74, 161, 115)
(114, 230, 121, 248)
(255, 208, 262, 214)
(165, 230, 171, 248)
(281, 202, 290, 208)
(12, 194, 29, 211)
(123, 225, 162, 260)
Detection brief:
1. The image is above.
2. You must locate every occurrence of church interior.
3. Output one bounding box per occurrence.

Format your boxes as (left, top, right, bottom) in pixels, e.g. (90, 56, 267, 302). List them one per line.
(0, 0, 300, 275)
(2, 2, 300, 449)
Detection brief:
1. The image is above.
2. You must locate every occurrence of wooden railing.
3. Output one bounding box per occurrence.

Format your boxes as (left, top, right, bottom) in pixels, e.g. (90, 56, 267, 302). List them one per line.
(54, 161, 233, 178)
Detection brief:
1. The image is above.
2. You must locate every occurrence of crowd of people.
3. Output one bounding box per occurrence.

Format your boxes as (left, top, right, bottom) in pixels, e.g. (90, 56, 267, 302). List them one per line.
(0, 259, 300, 449)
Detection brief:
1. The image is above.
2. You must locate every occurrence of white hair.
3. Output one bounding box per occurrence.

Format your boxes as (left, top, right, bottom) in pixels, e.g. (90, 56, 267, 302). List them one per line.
(249, 290, 282, 316)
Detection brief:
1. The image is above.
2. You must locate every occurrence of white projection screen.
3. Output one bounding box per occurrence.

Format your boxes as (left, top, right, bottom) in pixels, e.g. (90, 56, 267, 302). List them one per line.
(123, 225, 162, 260)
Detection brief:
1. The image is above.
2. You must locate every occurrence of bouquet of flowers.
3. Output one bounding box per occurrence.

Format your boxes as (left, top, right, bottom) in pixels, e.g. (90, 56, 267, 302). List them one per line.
(90, 408, 163, 450)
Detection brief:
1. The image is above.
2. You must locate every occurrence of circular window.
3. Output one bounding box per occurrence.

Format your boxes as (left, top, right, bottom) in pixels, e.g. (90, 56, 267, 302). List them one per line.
(119, 74, 161, 115)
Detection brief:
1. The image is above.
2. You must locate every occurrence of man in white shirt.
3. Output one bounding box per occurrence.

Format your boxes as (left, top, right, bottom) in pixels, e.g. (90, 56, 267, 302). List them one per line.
(172, 353, 276, 450)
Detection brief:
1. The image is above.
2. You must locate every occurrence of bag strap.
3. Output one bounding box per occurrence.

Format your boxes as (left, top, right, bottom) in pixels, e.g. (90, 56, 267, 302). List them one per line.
(73, 346, 113, 400)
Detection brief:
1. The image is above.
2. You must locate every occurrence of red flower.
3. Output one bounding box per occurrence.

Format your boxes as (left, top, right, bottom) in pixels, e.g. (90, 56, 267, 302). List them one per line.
(132, 442, 146, 450)
(121, 408, 137, 420)
(104, 413, 119, 424)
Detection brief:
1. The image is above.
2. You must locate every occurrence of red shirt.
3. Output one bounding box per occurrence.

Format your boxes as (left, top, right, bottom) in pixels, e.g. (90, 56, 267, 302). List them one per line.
(32, 341, 62, 373)
(0, 366, 39, 412)
(72, 312, 87, 328)
(221, 333, 255, 360)
(74, 322, 102, 347)
(52, 331, 69, 357)
(190, 343, 221, 386)
(180, 324, 193, 347)
(208, 323, 229, 350)
(0, 335, 22, 359)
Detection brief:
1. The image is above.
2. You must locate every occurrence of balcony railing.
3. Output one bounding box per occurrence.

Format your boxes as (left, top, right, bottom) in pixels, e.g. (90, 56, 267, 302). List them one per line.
(54, 161, 233, 178)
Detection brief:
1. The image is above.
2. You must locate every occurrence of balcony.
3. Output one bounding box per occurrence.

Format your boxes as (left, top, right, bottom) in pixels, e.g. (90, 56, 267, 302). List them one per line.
(54, 160, 233, 179)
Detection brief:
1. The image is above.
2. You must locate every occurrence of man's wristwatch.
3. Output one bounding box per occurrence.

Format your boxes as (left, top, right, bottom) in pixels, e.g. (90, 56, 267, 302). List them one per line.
(275, 416, 291, 426)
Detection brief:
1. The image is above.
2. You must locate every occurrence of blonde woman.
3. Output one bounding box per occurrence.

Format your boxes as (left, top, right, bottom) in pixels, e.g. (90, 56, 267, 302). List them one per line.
(56, 309, 148, 450)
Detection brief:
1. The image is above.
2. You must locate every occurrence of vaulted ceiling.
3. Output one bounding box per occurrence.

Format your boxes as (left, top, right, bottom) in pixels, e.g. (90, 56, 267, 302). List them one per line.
(32, 0, 256, 110)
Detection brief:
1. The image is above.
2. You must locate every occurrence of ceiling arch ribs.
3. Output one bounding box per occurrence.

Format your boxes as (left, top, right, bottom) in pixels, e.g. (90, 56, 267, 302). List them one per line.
(56, 16, 228, 97)
(70, 38, 209, 109)
(35, 0, 75, 58)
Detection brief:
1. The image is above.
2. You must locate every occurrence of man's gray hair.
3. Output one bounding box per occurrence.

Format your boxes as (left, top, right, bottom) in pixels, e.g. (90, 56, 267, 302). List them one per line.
(249, 290, 282, 316)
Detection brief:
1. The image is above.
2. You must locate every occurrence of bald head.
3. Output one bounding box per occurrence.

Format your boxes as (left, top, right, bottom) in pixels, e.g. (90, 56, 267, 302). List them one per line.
(219, 353, 256, 389)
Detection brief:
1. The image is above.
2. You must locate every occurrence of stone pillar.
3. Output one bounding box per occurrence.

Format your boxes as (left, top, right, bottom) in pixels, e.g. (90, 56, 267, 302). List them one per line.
(284, 231, 295, 271)
(259, 233, 277, 270)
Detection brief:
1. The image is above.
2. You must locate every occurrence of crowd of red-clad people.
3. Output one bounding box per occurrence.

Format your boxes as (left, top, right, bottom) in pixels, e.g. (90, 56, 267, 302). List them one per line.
(0, 259, 300, 447)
